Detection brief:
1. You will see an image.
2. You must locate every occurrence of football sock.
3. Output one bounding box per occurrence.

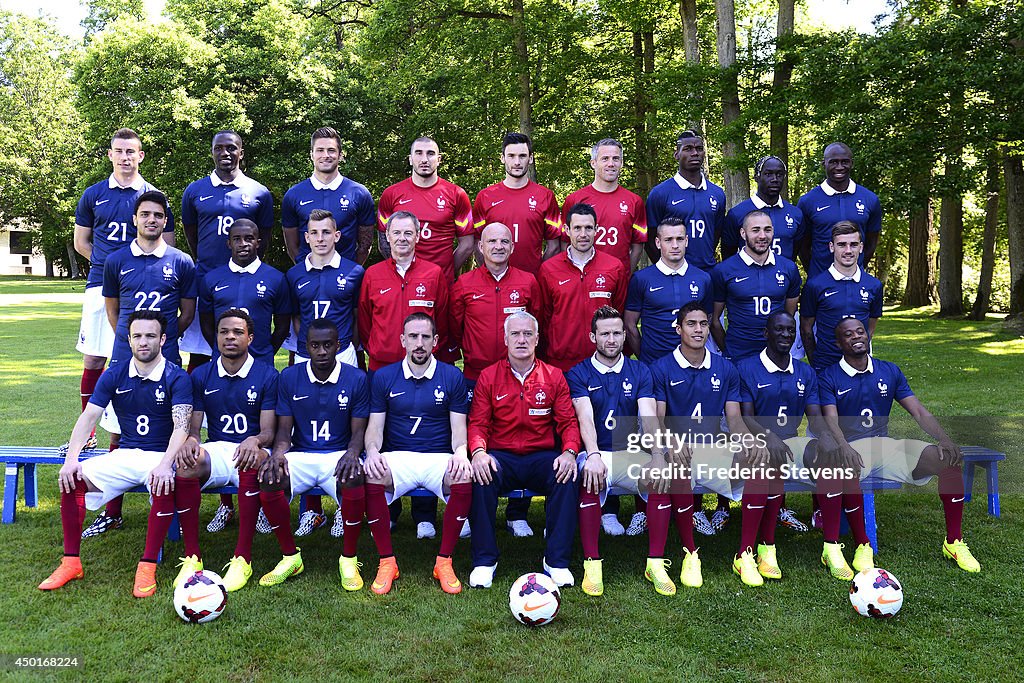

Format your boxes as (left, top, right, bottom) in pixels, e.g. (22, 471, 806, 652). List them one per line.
(364, 484, 393, 557)
(438, 482, 471, 557)
(234, 470, 260, 562)
(305, 495, 324, 515)
(739, 492, 768, 556)
(578, 487, 601, 559)
(142, 491, 176, 562)
(175, 476, 202, 558)
(186, 357, 208, 373)
(842, 492, 871, 546)
(938, 466, 965, 542)
(60, 479, 86, 556)
(635, 495, 647, 514)
(219, 493, 234, 510)
(80, 368, 103, 412)
(819, 477, 843, 543)
(671, 492, 697, 552)
(341, 485, 366, 556)
(646, 493, 671, 557)
(105, 495, 123, 518)
(259, 489, 297, 556)
(760, 493, 784, 545)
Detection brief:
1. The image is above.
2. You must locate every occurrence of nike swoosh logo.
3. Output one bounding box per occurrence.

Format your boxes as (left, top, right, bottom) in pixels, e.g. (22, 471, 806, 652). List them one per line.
(368, 518, 380, 524)
(389, 391, 405, 398)
(823, 291, 838, 298)
(676, 506, 693, 513)
(398, 199, 413, 205)
(669, 380, 685, 387)
(657, 503, 671, 510)
(270, 525, 280, 530)
(826, 492, 842, 499)
(292, 395, 309, 401)
(299, 200, 314, 206)
(200, 195, 214, 201)
(558, 279, 572, 286)
(297, 281, 310, 289)
(844, 507, 860, 514)
(757, 383, 771, 389)
(523, 601, 547, 612)
(670, 199, 685, 206)
(747, 504, 765, 509)
(649, 286, 664, 292)
(345, 520, 361, 526)
(204, 389, 219, 395)
(156, 511, 175, 517)
(379, 288, 392, 295)
(120, 268, 135, 275)
(187, 592, 217, 603)
(491, 200, 504, 207)
(496, 394, 509, 401)
(456, 516, 468, 521)
(816, 206, 830, 212)
(95, 199, 110, 206)
(472, 294, 486, 300)
(244, 490, 260, 497)
(176, 508, 191, 514)
(579, 502, 598, 508)
(837, 388, 853, 396)
(951, 496, 966, 503)
(115, 388, 132, 394)
(734, 277, 750, 283)
(214, 285, 230, 292)
(587, 386, 601, 392)
(877, 596, 901, 605)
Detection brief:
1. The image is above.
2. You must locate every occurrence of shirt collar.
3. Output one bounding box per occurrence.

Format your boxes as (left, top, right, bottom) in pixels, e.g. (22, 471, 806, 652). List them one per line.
(487, 266, 509, 282)
(305, 251, 341, 271)
(839, 356, 874, 376)
(107, 174, 146, 191)
(738, 246, 776, 266)
(759, 348, 794, 374)
(655, 259, 689, 276)
(128, 356, 166, 380)
(509, 360, 535, 384)
(310, 174, 343, 191)
(673, 346, 711, 370)
(402, 355, 437, 379)
(218, 354, 254, 378)
(590, 353, 624, 374)
(820, 179, 858, 196)
(210, 171, 249, 187)
(229, 257, 262, 274)
(673, 173, 707, 191)
(567, 248, 595, 270)
(751, 194, 783, 209)
(130, 239, 168, 258)
(828, 264, 862, 282)
(306, 359, 341, 384)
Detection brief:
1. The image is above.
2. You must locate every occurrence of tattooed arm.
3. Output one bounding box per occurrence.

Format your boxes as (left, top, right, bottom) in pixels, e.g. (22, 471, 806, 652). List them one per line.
(150, 404, 193, 496)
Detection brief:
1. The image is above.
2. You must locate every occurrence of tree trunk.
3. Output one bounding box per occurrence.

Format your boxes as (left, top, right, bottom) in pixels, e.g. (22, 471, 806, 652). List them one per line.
(970, 147, 1001, 320)
(715, 0, 749, 208)
(631, 31, 658, 198)
(65, 241, 81, 279)
(511, 0, 534, 179)
(904, 174, 936, 306)
(1006, 150, 1024, 316)
(769, 0, 794, 199)
(938, 84, 965, 315)
(679, 0, 700, 64)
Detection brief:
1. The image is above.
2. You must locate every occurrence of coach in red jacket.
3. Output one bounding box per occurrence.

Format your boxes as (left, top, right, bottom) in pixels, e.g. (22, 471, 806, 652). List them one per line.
(467, 311, 581, 589)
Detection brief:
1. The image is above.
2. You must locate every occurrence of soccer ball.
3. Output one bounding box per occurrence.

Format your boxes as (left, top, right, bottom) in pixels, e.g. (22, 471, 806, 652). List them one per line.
(508, 572, 561, 626)
(173, 570, 227, 624)
(849, 568, 904, 618)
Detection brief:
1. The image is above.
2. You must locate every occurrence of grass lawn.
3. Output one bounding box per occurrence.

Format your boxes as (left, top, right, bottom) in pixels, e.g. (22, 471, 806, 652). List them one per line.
(0, 278, 1021, 682)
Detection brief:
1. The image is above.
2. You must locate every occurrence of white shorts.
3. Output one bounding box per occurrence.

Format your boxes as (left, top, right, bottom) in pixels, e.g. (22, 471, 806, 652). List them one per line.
(179, 316, 212, 355)
(579, 451, 649, 505)
(782, 436, 817, 484)
(295, 343, 357, 367)
(286, 451, 341, 504)
(199, 441, 244, 490)
(99, 404, 121, 435)
(791, 312, 806, 360)
(851, 437, 933, 486)
(282, 328, 298, 353)
(80, 449, 162, 510)
(382, 451, 452, 503)
(76, 286, 115, 358)
(690, 443, 742, 500)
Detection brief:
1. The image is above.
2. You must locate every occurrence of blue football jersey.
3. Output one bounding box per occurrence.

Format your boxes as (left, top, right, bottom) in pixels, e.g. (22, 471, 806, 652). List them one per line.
(737, 351, 820, 439)
(800, 267, 884, 371)
(89, 358, 192, 451)
(566, 355, 655, 451)
(711, 250, 801, 362)
(626, 261, 713, 365)
(102, 242, 197, 366)
(277, 361, 370, 453)
(181, 173, 274, 276)
(281, 176, 375, 263)
(646, 174, 727, 273)
(191, 356, 278, 442)
(817, 357, 913, 441)
(650, 349, 741, 438)
(286, 253, 364, 351)
(797, 182, 882, 279)
(370, 358, 469, 453)
(198, 260, 292, 364)
(722, 197, 804, 260)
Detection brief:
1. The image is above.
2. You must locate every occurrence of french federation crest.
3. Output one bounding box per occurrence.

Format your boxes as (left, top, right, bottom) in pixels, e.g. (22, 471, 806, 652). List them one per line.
(241, 193, 252, 207)
(785, 214, 794, 226)
(622, 379, 633, 396)
(595, 274, 606, 287)
(163, 263, 174, 279)
(434, 387, 446, 403)
(247, 387, 258, 405)
(436, 196, 446, 210)
(877, 380, 888, 396)
(619, 201, 629, 214)
(256, 281, 267, 298)
(776, 272, 786, 286)
(337, 276, 347, 290)
(689, 282, 700, 296)
(796, 379, 805, 396)
(856, 200, 866, 214)
(534, 389, 547, 403)
(710, 374, 721, 391)
(338, 392, 349, 409)
(155, 386, 165, 403)
(528, 196, 538, 210)
(860, 287, 870, 301)
(709, 195, 718, 210)
(416, 283, 427, 297)
(509, 290, 521, 304)
(339, 196, 350, 208)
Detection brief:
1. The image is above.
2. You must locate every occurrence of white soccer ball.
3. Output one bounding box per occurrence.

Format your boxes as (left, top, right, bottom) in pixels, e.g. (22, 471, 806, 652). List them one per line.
(173, 570, 227, 624)
(849, 567, 904, 618)
(508, 572, 561, 626)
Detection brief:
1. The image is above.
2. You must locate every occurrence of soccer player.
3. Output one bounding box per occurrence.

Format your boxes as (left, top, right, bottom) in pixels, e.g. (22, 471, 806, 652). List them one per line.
(174, 309, 278, 591)
(39, 311, 193, 597)
(801, 221, 884, 372)
(256, 320, 370, 587)
(734, 311, 831, 586)
(644, 130, 726, 271)
(722, 156, 804, 260)
(467, 312, 582, 589)
(562, 139, 647, 272)
(567, 306, 658, 596)
(281, 126, 375, 265)
(647, 303, 745, 591)
(362, 313, 472, 594)
(797, 142, 882, 279)
(377, 136, 474, 282)
(72, 128, 175, 454)
(359, 211, 449, 372)
(472, 132, 563, 274)
(816, 318, 982, 577)
(181, 130, 274, 367)
(537, 203, 629, 372)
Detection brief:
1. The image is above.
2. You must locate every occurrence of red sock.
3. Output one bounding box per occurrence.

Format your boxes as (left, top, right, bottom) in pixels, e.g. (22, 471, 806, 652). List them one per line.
(341, 485, 366, 557)
(819, 477, 843, 543)
(365, 484, 393, 557)
(671, 492, 696, 552)
(635, 495, 647, 514)
(105, 495, 123, 518)
(938, 466, 965, 542)
(219, 493, 234, 509)
(842, 492, 870, 546)
(80, 368, 103, 412)
(186, 357, 208, 373)
(439, 482, 471, 557)
(260, 489, 297, 555)
(60, 480, 87, 556)
(142, 491, 176, 562)
(234, 470, 260, 561)
(305, 495, 324, 515)
(175, 477, 202, 558)
(646, 493, 671, 557)
(760, 492, 784, 545)
(578, 487, 601, 560)
(739, 492, 767, 556)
